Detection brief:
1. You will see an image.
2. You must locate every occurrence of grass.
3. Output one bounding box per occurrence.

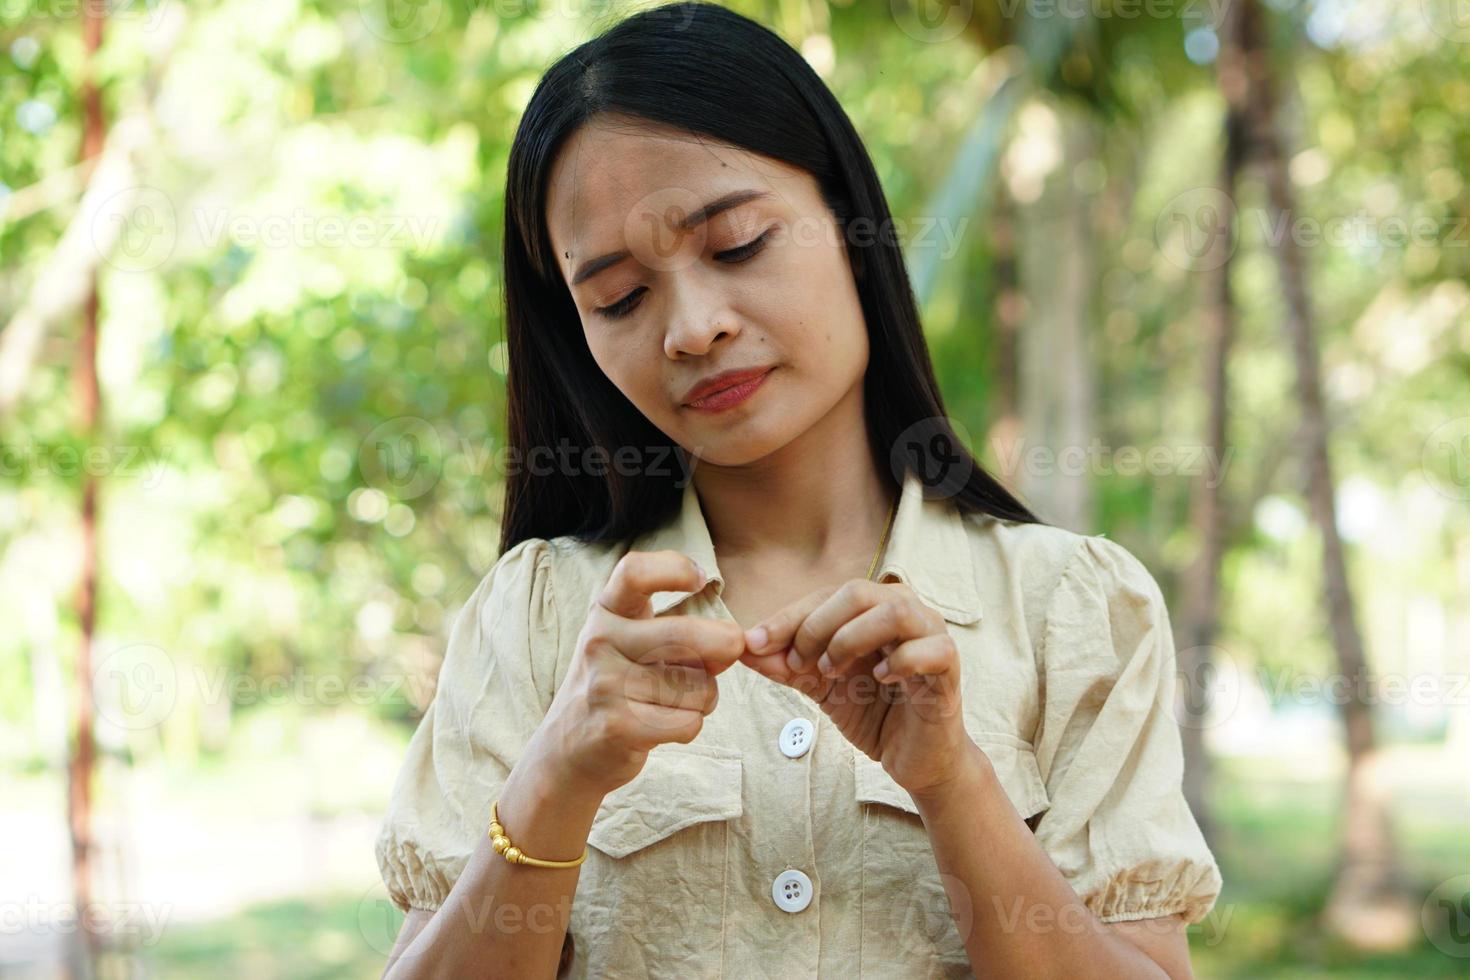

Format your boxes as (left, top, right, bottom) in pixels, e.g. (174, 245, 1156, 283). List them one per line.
(1186, 754, 1469, 979)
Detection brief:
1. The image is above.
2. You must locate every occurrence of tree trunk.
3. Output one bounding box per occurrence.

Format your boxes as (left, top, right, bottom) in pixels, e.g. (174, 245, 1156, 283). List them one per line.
(986, 184, 1022, 479)
(1235, 0, 1415, 948)
(1016, 101, 1096, 532)
(66, 6, 107, 978)
(1174, 70, 1245, 855)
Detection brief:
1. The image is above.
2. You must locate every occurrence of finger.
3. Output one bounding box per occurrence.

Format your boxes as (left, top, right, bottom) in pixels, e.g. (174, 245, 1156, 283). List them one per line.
(872, 633, 959, 683)
(818, 597, 937, 677)
(597, 550, 708, 619)
(621, 661, 719, 715)
(606, 614, 745, 676)
(624, 704, 708, 750)
(786, 579, 886, 673)
(737, 648, 796, 685)
(738, 649, 835, 706)
(742, 585, 836, 658)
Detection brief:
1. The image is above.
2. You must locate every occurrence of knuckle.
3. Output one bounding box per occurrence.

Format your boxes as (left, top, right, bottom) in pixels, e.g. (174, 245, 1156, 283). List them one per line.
(587, 670, 620, 704)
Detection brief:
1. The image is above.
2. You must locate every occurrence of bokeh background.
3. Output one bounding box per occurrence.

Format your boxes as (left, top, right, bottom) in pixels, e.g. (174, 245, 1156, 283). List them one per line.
(2, 0, 1468, 977)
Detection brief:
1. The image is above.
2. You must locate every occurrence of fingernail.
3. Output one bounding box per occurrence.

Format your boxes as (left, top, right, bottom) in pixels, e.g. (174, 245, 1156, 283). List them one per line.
(817, 653, 833, 676)
(874, 661, 891, 681)
(785, 649, 802, 672)
(693, 562, 708, 587)
(746, 626, 768, 651)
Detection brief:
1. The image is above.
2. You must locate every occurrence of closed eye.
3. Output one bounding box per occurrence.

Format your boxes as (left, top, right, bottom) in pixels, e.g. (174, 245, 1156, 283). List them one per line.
(593, 228, 774, 321)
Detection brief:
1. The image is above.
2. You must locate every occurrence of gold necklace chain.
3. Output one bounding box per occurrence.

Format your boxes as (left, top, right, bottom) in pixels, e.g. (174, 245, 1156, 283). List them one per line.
(865, 493, 898, 582)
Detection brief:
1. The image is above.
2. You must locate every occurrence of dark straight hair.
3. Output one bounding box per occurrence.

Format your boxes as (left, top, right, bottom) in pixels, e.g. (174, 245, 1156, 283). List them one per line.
(498, 0, 1040, 555)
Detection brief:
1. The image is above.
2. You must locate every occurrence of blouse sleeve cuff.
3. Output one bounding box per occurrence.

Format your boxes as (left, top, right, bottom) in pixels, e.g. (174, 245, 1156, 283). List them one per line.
(1082, 855, 1224, 925)
(375, 823, 467, 914)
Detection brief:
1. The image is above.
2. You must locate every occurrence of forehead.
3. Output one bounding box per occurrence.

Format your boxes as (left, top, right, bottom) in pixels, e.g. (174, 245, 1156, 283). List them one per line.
(544, 115, 805, 260)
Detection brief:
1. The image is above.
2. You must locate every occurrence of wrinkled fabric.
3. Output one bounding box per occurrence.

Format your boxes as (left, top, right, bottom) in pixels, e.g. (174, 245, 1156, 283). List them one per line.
(375, 469, 1224, 977)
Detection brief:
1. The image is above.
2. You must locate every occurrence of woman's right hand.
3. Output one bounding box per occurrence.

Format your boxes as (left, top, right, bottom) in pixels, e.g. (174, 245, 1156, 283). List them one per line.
(528, 549, 745, 799)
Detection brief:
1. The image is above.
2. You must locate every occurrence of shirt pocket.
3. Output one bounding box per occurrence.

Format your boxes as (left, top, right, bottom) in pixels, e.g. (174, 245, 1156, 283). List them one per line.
(852, 730, 1051, 977)
(571, 741, 742, 980)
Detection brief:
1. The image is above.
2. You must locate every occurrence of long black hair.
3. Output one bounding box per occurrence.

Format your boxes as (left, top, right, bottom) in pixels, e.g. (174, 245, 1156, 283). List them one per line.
(498, 1, 1040, 555)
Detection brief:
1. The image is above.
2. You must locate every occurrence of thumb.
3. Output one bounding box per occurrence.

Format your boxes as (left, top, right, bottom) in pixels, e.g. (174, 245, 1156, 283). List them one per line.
(736, 649, 794, 685)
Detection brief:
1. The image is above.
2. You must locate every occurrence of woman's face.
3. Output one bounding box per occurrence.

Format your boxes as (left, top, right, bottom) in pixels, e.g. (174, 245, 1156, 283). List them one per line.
(544, 114, 869, 468)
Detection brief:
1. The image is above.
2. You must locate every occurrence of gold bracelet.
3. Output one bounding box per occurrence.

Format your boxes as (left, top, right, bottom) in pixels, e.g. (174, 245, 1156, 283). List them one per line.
(487, 799, 588, 868)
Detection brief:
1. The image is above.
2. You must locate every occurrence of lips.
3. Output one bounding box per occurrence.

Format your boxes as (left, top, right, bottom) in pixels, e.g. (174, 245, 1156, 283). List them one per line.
(680, 366, 774, 406)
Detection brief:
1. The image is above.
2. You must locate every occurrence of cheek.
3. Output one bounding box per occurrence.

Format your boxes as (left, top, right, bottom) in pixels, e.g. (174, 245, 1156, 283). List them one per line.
(586, 329, 666, 409)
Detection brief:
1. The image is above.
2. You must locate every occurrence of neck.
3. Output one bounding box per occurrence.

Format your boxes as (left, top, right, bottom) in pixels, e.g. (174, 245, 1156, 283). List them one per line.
(689, 382, 896, 574)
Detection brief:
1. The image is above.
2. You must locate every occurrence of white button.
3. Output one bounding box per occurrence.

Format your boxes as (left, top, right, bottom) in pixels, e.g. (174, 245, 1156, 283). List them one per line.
(778, 717, 815, 759)
(772, 869, 813, 913)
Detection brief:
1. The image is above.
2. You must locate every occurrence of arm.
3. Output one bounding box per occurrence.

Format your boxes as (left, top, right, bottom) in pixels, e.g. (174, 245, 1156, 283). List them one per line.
(911, 740, 1194, 980)
(911, 536, 1221, 980)
(382, 743, 604, 980)
(377, 548, 743, 979)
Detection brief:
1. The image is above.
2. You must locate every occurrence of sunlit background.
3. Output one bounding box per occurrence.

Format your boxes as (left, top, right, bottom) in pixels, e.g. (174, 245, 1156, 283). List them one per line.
(2, 1, 1467, 977)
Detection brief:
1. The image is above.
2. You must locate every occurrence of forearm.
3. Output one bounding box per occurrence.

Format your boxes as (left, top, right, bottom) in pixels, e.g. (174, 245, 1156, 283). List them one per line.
(385, 740, 604, 980)
(910, 741, 1169, 980)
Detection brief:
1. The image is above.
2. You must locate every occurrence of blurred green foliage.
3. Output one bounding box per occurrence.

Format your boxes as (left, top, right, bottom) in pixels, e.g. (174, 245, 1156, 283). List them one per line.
(2, 1, 1468, 975)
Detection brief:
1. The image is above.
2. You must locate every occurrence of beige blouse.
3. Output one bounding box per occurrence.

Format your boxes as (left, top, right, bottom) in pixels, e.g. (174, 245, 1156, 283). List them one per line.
(375, 469, 1223, 978)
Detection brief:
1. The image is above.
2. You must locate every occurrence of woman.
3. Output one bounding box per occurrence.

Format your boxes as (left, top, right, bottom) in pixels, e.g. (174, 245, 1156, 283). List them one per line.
(376, 3, 1222, 977)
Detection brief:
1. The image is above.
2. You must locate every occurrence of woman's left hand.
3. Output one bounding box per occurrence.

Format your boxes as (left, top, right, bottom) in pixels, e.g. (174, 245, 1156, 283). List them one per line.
(738, 578, 974, 798)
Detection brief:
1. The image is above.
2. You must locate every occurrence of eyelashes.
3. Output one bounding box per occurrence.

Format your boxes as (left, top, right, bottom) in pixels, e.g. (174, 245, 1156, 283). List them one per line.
(594, 228, 774, 321)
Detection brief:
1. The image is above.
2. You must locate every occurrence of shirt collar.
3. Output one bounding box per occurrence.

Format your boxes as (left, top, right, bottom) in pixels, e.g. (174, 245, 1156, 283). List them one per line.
(636, 469, 982, 626)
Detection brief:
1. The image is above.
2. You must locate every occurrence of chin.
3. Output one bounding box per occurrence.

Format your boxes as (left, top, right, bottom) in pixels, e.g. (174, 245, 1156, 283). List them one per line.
(679, 426, 800, 468)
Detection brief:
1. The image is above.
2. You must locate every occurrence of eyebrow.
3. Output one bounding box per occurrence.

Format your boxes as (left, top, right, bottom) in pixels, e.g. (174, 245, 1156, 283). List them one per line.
(569, 188, 774, 286)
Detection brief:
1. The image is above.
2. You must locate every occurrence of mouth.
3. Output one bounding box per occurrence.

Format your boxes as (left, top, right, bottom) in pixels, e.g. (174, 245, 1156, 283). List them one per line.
(681, 366, 775, 412)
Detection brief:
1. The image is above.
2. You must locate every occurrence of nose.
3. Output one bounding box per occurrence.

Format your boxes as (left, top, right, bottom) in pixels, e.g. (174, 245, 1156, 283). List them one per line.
(662, 273, 739, 359)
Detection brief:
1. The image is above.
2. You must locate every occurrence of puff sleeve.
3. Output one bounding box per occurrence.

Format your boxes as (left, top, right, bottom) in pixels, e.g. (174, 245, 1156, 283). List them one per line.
(374, 536, 560, 914)
(1030, 535, 1223, 925)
